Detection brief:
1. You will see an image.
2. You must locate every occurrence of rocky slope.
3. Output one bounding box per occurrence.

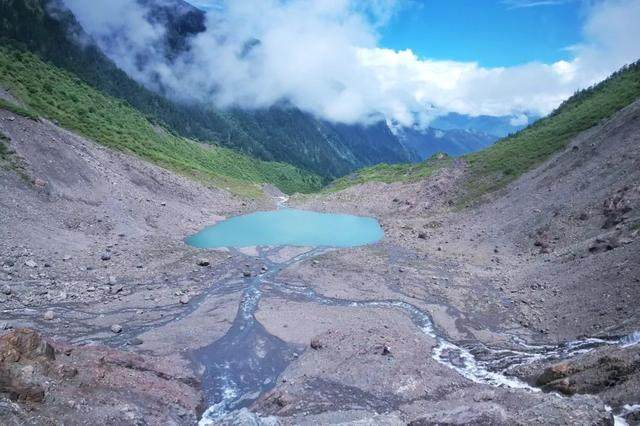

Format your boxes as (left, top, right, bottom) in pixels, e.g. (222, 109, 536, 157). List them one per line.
(1, 96, 639, 424)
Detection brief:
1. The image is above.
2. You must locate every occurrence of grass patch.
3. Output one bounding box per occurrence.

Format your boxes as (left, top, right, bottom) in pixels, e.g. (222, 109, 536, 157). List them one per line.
(326, 153, 452, 192)
(0, 131, 9, 161)
(0, 46, 322, 196)
(0, 96, 38, 120)
(459, 60, 640, 205)
(0, 130, 28, 180)
(325, 61, 640, 202)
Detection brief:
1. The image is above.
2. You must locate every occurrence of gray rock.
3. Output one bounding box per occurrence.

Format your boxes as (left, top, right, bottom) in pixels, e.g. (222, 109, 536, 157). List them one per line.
(43, 310, 55, 321)
(179, 295, 190, 305)
(310, 337, 323, 350)
(197, 259, 210, 267)
(108, 276, 117, 285)
(243, 271, 252, 278)
(110, 285, 124, 295)
(100, 253, 111, 261)
(24, 260, 38, 268)
(2, 284, 11, 295)
(110, 324, 123, 334)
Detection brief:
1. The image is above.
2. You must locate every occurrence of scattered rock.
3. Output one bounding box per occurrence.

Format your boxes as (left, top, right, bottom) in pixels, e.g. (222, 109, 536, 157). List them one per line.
(110, 285, 124, 295)
(43, 310, 55, 321)
(197, 259, 210, 267)
(24, 260, 38, 268)
(2, 284, 11, 295)
(108, 276, 117, 285)
(243, 271, 252, 278)
(110, 324, 123, 334)
(179, 295, 190, 305)
(310, 337, 323, 350)
(381, 344, 392, 356)
(100, 253, 111, 261)
(603, 187, 634, 229)
(418, 232, 427, 240)
(33, 178, 47, 188)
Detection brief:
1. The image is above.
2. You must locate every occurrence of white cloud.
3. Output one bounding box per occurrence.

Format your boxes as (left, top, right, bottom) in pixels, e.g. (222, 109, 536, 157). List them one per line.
(61, 0, 640, 127)
(509, 114, 530, 126)
(502, 0, 579, 9)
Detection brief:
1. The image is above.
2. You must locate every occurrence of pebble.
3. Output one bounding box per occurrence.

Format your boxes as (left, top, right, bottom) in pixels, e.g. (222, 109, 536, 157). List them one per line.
(108, 276, 117, 285)
(110, 324, 123, 334)
(243, 271, 252, 277)
(100, 253, 111, 261)
(24, 260, 38, 268)
(197, 259, 210, 267)
(44, 310, 55, 321)
(1, 284, 11, 295)
(179, 295, 190, 305)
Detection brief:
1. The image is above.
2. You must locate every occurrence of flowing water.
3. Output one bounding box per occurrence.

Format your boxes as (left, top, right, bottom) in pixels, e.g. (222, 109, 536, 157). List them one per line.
(187, 210, 639, 424)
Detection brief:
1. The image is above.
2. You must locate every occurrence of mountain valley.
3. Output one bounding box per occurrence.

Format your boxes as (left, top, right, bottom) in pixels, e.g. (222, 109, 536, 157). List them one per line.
(1, 1, 639, 425)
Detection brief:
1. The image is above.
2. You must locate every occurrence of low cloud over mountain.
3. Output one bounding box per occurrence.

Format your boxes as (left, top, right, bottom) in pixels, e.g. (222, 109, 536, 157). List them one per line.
(61, 0, 640, 127)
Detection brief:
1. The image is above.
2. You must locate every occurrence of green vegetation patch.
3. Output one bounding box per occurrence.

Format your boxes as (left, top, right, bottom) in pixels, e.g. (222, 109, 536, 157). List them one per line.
(327, 153, 452, 192)
(0, 96, 38, 120)
(0, 129, 28, 180)
(0, 131, 9, 161)
(460, 61, 640, 205)
(0, 46, 322, 196)
(326, 61, 640, 202)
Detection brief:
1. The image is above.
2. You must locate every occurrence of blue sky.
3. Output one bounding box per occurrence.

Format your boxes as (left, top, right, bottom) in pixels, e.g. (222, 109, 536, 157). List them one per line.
(186, 0, 587, 68)
(380, 1, 586, 67)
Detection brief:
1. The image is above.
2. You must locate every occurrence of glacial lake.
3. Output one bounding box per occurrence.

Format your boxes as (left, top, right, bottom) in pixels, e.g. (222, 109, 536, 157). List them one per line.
(186, 209, 383, 248)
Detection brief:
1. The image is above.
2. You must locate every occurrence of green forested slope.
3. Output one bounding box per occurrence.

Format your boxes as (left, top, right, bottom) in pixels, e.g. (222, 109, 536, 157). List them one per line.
(0, 0, 416, 178)
(0, 46, 322, 195)
(329, 60, 640, 202)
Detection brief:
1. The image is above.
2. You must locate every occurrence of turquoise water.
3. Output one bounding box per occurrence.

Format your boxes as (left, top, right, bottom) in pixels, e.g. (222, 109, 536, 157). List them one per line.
(186, 209, 383, 248)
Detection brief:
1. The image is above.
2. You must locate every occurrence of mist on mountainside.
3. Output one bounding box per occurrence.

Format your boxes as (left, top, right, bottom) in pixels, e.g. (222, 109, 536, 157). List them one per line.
(59, 0, 640, 129)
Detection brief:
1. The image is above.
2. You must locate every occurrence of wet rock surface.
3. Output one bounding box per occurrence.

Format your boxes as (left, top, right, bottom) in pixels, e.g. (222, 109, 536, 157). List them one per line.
(516, 344, 640, 411)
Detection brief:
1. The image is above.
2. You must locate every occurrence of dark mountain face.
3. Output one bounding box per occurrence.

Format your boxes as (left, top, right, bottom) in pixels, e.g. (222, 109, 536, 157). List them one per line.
(0, 0, 420, 179)
(431, 112, 537, 138)
(0, 0, 502, 180)
(396, 127, 496, 160)
(138, 0, 205, 59)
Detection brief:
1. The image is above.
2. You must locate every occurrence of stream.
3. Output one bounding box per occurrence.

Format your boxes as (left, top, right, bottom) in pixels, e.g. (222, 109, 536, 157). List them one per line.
(194, 245, 640, 424)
